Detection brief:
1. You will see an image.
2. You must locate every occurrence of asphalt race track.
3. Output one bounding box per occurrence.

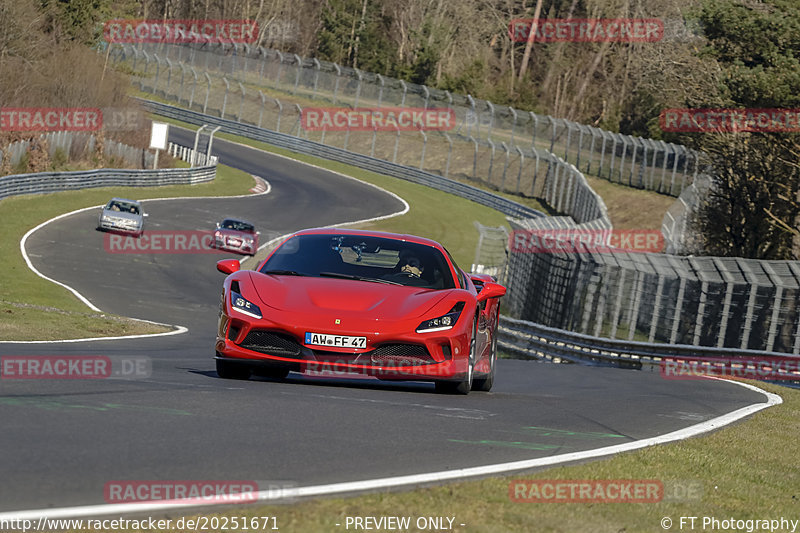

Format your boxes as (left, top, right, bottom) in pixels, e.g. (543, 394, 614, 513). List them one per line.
(0, 128, 771, 514)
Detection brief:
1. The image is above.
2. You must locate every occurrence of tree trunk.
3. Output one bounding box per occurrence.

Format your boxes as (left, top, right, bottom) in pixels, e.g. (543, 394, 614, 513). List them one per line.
(516, 0, 543, 83)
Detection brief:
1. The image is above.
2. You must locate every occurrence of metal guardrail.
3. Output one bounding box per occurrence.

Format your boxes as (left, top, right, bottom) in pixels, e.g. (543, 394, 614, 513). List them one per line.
(140, 98, 545, 221)
(0, 165, 216, 201)
(498, 317, 800, 379)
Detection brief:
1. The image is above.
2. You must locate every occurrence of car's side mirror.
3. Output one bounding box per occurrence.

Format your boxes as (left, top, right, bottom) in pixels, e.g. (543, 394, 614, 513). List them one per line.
(217, 259, 241, 275)
(216, 222, 221, 229)
(476, 281, 506, 302)
(143, 213, 149, 217)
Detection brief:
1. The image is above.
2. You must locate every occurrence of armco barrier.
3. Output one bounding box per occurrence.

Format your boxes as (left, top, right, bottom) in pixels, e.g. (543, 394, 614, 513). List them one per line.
(0, 165, 216, 201)
(498, 316, 800, 380)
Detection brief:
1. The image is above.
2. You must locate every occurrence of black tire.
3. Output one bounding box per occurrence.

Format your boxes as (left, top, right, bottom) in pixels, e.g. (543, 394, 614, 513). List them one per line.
(216, 358, 251, 380)
(472, 316, 498, 392)
(435, 317, 476, 395)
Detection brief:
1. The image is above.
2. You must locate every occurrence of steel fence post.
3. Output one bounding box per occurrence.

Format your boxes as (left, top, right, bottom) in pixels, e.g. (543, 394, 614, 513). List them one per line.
(470, 136, 478, 179)
(237, 82, 246, 123)
(152, 53, 161, 93)
(419, 130, 427, 170)
(258, 91, 266, 128)
(332, 63, 342, 105)
(509, 107, 518, 146)
(294, 104, 303, 137)
(487, 139, 496, 186)
(178, 63, 186, 104)
(293, 54, 302, 94)
(467, 95, 476, 138)
(189, 68, 198, 109)
(221, 77, 230, 119)
(515, 146, 524, 194)
(275, 98, 284, 133)
(500, 142, 510, 191)
(530, 112, 538, 151)
(242, 43, 251, 78)
(312, 58, 321, 99)
(486, 101, 495, 141)
(202, 72, 212, 115)
(258, 46, 267, 84)
(548, 115, 556, 153)
(444, 133, 453, 178)
(276, 51, 285, 89)
(670, 143, 681, 195)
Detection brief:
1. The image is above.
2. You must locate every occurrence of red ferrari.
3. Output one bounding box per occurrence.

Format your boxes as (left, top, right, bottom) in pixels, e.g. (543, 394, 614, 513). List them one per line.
(214, 228, 506, 394)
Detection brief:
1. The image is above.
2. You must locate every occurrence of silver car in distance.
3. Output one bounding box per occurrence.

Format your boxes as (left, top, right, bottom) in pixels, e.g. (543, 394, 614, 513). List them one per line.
(97, 197, 147, 236)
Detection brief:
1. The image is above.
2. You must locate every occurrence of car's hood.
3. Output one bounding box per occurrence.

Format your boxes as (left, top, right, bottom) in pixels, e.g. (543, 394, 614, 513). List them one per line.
(218, 229, 255, 239)
(248, 272, 450, 320)
(102, 210, 141, 222)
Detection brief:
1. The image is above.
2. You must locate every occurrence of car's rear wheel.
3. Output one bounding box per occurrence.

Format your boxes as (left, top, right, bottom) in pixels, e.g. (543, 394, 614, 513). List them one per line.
(435, 317, 476, 395)
(472, 315, 498, 392)
(216, 358, 251, 380)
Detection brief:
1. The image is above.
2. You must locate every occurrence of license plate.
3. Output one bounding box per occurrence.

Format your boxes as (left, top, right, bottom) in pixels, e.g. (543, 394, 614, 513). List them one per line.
(305, 332, 367, 349)
(227, 237, 242, 246)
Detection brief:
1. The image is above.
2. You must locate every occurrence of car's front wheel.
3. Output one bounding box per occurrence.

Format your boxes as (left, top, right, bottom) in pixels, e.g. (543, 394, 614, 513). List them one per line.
(216, 358, 251, 380)
(435, 318, 476, 395)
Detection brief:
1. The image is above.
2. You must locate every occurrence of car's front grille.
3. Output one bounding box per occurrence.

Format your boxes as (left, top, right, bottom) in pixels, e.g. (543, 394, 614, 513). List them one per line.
(238, 332, 434, 366)
(370, 344, 433, 366)
(238, 331, 303, 358)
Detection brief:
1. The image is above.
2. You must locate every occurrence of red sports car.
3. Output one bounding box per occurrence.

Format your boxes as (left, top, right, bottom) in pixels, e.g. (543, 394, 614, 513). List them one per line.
(214, 228, 506, 394)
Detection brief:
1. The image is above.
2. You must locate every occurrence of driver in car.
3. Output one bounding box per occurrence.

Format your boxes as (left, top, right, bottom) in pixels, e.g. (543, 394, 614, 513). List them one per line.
(387, 252, 429, 287)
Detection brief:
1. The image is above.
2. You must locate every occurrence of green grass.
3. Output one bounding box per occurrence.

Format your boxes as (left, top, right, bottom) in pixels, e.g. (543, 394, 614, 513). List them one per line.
(0, 164, 253, 340)
(63, 380, 792, 533)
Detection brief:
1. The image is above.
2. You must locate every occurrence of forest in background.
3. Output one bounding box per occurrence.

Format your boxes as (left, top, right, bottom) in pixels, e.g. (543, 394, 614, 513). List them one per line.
(1, 0, 799, 259)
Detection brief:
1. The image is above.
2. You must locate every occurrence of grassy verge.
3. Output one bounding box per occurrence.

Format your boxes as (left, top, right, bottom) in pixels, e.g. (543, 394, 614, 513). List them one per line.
(0, 164, 253, 340)
(64, 380, 792, 532)
(585, 174, 676, 230)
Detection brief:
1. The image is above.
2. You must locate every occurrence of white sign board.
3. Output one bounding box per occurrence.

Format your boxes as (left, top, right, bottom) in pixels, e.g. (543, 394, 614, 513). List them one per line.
(149, 122, 169, 150)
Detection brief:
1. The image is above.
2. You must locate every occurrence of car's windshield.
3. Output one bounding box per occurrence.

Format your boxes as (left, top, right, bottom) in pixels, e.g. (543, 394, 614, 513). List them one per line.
(260, 234, 455, 289)
(105, 200, 140, 215)
(220, 219, 255, 233)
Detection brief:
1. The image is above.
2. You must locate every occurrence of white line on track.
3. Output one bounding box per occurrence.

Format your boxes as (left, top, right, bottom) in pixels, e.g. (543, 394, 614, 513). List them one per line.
(0, 379, 780, 520)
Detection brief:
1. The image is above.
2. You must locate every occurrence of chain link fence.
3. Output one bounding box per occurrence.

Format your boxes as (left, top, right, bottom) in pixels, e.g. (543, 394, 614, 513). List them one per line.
(117, 43, 800, 355)
(110, 42, 698, 196)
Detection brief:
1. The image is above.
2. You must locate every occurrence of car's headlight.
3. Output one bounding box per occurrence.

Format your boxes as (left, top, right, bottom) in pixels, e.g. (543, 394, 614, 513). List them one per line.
(101, 215, 111, 222)
(230, 290, 262, 319)
(416, 302, 465, 333)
